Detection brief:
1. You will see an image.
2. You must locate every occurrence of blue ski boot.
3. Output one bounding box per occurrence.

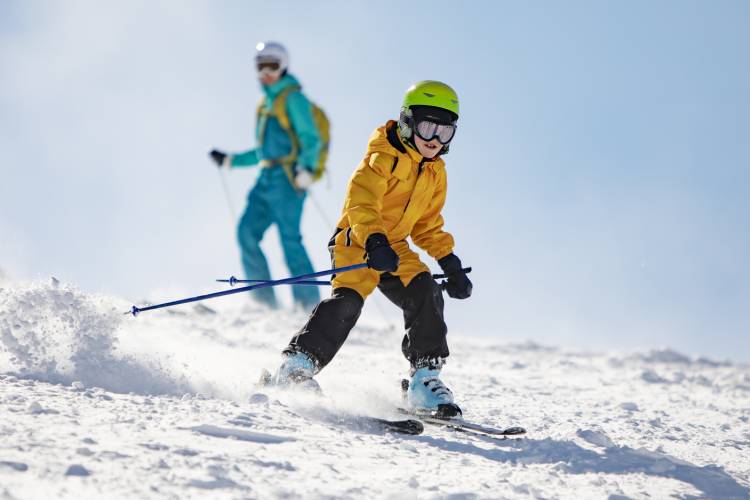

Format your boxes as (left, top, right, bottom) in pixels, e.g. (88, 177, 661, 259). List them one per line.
(406, 364, 462, 418)
(267, 351, 321, 392)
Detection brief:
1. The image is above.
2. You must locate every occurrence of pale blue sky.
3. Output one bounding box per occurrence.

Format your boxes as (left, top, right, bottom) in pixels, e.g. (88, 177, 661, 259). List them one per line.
(1, 1, 748, 360)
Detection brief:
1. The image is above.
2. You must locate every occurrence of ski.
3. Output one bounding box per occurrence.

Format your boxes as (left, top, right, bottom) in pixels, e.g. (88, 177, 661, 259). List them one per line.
(255, 369, 423, 435)
(357, 416, 424, 435)
(398, 379, 525, 437)
(397, 408, 526, 437)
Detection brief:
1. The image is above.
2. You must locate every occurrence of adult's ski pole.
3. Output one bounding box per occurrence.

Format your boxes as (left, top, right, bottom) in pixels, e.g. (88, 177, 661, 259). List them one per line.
(126, 263, 368, 317)
(217, 168, 237, 221)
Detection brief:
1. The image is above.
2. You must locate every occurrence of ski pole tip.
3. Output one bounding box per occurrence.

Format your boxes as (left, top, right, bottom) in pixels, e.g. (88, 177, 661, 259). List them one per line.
(126, 305, 140, 317)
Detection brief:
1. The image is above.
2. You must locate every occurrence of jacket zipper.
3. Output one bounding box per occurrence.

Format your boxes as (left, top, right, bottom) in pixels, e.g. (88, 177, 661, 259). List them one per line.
(403, 159, 426, 214)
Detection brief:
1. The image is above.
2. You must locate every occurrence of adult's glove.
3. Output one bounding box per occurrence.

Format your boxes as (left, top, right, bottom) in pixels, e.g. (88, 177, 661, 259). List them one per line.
(365, 233, 399, 272)
(209, 149, 230, 169)
(294, 166, 314, 189)
(438, 253, 472, 299)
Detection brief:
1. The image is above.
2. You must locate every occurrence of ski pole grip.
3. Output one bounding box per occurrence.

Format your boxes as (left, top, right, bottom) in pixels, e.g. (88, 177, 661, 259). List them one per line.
(431, 267, 472, 280)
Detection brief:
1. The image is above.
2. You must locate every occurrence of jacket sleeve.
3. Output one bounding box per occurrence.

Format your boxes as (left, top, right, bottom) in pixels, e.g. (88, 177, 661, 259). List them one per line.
(411, 168, 454, 260)
(346, 153, 393, 247)
(286, 91, 321, 170)
(229, 148, 261, 167)
(229, 109, 262, 168)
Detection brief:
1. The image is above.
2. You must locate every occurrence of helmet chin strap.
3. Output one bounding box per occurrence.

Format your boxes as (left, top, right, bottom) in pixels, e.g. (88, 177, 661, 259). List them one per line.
(398, 108, 419, 151)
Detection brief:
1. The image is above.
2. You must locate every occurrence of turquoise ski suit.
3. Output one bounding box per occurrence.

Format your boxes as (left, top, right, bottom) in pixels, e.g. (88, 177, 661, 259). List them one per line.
(229, 74, 321, 309)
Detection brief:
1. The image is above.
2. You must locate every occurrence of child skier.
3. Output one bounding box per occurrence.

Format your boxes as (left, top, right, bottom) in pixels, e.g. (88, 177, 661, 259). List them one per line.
(271, 81, 472, 415)
(209, 41, 321, 311)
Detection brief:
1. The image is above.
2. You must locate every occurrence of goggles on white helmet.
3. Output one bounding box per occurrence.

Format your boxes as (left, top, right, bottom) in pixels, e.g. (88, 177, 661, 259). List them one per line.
(255, 41, 288, 77)
(256, 61, 282, 77)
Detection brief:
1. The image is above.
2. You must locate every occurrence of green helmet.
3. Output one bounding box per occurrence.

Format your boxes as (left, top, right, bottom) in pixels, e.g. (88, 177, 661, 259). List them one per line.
(402, 80, 459, 118)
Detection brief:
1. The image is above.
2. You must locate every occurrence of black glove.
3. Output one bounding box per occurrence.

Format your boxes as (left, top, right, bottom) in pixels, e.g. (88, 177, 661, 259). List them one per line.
(209, 149, 227, 167)
(438, 253, 472, 299)
(365, 233, 399, 272)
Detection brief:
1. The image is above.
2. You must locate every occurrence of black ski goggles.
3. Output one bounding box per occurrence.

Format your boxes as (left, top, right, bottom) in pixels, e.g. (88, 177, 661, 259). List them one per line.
(414, 119, 457, 144)
(256, 61, 281, 72)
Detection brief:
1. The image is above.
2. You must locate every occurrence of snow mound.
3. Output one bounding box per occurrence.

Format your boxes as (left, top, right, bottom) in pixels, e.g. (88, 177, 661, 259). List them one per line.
(0, 279, 189, 394)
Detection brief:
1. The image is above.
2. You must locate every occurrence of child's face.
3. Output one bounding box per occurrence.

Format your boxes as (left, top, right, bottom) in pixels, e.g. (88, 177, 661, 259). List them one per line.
(414, 135, 443, 159)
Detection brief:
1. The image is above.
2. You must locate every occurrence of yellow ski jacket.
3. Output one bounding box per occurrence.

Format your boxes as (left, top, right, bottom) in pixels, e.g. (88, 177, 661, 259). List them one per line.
(335, 120, 455, 260)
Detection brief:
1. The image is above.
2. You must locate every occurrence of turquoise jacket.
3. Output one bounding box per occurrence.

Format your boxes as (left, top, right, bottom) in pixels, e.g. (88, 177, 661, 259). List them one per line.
(231, 74, 321, 171)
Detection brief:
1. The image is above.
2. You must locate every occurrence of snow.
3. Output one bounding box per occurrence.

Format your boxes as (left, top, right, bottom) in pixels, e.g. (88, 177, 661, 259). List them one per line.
(1, 279, 749, 499)
(183, 424, 296, 444)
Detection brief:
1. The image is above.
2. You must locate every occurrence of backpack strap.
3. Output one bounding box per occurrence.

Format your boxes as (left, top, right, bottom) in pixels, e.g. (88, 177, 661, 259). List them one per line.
(272, 85, 300, 132)
(256, 85, 303, 188)
(256, 97, 270, 146)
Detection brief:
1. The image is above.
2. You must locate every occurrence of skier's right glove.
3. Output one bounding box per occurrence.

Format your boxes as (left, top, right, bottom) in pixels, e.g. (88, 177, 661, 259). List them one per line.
(438, 253, 472, 299)
(209, 149, 230, 169)
(365, 233, 399, 273)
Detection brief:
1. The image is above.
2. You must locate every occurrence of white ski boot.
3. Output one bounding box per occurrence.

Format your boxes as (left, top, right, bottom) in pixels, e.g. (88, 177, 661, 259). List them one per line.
(405, 365, 462, 418)
(261, 351, 321, 393)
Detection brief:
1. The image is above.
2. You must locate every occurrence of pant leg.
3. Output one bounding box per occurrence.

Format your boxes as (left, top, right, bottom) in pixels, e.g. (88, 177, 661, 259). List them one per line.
(268, 172, 320, 309)
(284, 230, 378, 368)
(237, 183, 277, 308)
(378, 271, 449, 367)
(285, 287, 364, 368)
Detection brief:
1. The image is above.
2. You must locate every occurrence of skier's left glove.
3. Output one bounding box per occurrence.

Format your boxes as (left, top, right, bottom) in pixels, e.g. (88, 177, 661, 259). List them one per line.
(294, 166, 314, 190)
(437, 253, 472, 299)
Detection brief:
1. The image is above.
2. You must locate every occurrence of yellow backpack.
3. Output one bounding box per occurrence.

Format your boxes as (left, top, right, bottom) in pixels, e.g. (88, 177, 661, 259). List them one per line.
(257, 85, 330, 182)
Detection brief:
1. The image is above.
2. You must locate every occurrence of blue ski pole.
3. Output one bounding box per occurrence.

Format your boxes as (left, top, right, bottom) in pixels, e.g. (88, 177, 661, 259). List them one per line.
(127, 263, 368, 317)
(433, 267, 472, 290)
(215, 268, 471, 287)
(217, 276, 331, 287)
(431, 267, 472, 280)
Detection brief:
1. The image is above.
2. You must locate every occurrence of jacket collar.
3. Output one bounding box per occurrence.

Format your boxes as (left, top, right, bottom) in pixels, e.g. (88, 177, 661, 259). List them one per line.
(369, 121, 444, 171)
(384, 121, 442, 165)
(261, 74, 300, 99)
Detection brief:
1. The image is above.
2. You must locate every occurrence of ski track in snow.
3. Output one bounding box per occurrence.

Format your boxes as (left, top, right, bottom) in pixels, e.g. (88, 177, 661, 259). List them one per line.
(1, 280, 749, 499)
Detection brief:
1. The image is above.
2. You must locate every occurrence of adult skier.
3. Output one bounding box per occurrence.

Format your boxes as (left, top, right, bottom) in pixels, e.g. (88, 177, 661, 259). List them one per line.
(209, 41, 321, 310)
(270, 81, 473, 415)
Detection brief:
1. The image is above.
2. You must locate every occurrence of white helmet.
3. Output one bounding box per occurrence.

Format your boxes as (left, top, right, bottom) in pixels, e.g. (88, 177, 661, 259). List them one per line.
(255, 41, 289, 73)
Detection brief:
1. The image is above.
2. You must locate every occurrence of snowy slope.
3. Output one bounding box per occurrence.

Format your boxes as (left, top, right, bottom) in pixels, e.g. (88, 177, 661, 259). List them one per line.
(1, 279, 749, 499)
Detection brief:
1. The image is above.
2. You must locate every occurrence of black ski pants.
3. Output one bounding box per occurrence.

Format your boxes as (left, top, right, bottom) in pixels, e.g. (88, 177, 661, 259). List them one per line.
(285, 271, 449, 369)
